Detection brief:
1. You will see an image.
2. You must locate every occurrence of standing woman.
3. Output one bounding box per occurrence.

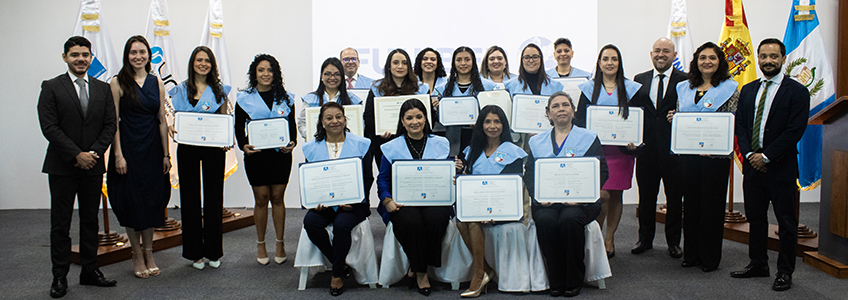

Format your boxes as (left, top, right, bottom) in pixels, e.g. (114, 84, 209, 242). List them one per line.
(525, 92, 608, 297)
(107, 35, 171, 278)
(670, 42, 738, 272)
(235, 54, 296, 265)
(545, 38, 592, 79)
(168, 46, 231, 270)
(454, 105, 526, 297)
(504, 43, 564, 98)
(302, 102, 372, 296)
(573, 44, 642, 258)
(434, 46, 498, 157)
(377, 99, 451, 296)
(480, 46, 516, 89)
(297, 57, 362, 139)
(414, 48, 447, 95)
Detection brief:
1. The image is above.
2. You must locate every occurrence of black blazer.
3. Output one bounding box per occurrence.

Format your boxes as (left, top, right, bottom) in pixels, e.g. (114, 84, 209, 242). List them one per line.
(633, 68, 687, 155)
(735, 76, 809, 182)
(37, 73, 116, 176)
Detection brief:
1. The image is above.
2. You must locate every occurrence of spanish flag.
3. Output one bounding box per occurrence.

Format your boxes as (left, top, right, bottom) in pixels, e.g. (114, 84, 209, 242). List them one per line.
(719, 0, 756, 165)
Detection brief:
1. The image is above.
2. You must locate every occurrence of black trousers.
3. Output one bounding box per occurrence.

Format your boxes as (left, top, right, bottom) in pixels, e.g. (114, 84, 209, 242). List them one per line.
(743, 169, 798, 275)
(681, 156, 730, 269)
(636, 151, 683, 247)
(533, 202, 601, 290)
(177, 144, 224, 261)
(49, 174, 102, 277)
(303, 204, 370, 278)
(390, 206, 452, 273)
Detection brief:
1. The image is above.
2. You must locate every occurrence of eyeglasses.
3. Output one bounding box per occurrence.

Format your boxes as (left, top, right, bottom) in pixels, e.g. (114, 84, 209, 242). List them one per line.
(342, 57, 358, 63)
(322, 72, 342, 78)
(522, 55, 541, 61)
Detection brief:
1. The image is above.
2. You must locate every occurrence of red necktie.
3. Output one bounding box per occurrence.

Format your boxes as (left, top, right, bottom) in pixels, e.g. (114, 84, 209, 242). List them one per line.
(346, 78, 354, 89)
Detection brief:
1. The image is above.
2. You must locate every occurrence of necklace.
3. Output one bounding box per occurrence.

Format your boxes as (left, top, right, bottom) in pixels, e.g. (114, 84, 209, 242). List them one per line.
(406, 136, 426, 158)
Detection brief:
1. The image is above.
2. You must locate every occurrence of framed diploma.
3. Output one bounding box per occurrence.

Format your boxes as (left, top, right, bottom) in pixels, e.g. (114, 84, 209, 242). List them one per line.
(456, 175, 524, 222)
(391, 159, 455, 206)
(552, 77, 588, 111)
(511, 94, 552, 133)
(303, 104, 364, 141)
(374, 94, 431, 135)
(670, 112, 735, 155)
(534, 157, 601, 203)
(174, 112, 234, 147)
(585, 106, 644, 146)
(247, 117, 290, 150)
(438, 96, 479, 126)
(348, 89, 370, 103)
(298, 157, 365, 208)
(476, 90, 512, 124)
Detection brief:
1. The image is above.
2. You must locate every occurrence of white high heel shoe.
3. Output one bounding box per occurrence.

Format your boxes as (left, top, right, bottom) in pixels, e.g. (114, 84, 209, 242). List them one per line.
(192, 259, 205, 270)
(257, 241, 269, 265)
(274, 239, 287, 264)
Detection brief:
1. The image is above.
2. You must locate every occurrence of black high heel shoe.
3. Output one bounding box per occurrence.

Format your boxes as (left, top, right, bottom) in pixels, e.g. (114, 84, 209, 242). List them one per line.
(418, 287, 431, 296)
(330, 286, 344, 296)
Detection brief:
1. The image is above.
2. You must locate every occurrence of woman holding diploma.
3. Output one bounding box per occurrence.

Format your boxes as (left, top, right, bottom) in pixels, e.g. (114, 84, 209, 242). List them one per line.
(524, 92, 608, 297)
(235, 54, 296, 266)
(107, 36, 170, 278)
(454, 105, 526, 297)
(297, 57, 362, 139)
(414, 48, 447, 95)
(480, 46, 516, 89)
(573, 44, 642, 258)
(169, 46, 231, 270)
(669, 42, 738, 272)
(434, 46, 498, 156)
(377, 99, 451, 296)
(302, 102, 372, 296)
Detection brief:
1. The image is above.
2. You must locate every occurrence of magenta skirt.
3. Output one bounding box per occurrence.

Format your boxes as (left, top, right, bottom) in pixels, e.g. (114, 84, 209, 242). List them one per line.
(601, 145, 635, 190)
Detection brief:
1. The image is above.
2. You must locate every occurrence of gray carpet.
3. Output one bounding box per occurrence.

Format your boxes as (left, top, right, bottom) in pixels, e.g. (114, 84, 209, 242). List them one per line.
(2, 203, 845, 299)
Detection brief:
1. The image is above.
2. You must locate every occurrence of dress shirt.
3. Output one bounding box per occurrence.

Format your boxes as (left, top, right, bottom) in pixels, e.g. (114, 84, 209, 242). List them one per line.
(649, 69, 670, 108)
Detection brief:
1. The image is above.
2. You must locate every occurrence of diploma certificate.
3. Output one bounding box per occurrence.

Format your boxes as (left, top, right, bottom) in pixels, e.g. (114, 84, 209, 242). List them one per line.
(304, 105, 364, 141)
(670, 112, 735, 155)
(534, 157, 600, 203)
(391, 160, 455, 206)
(585, 106, 644, 146)
(456, 175, 523, 222)
(348, 89, 370, 104)
(247, 117, 290, 150)
(438, 96, 479, 126)
(374, 94, 432, 135)
(511, 94, 552, 133)
(476, 90, 512, 124)
(174, 112, 234, 147)
(552, 77, 588, 111)
(298, 157, 365, 208)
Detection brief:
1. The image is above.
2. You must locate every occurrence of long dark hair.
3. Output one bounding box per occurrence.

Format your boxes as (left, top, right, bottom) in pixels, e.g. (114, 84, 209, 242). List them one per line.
(314, 102, 349, 142)
(465, 105, 513, 174)
(591, 44, 629, 119)
(688, 42, 731, 88)
(244, 53, 291, 105)
(394, 98, 432, 138)
(517, 43, 550, 92)
(314, 57, 353, 105)
(413, 48, 446, 80)
(377, 49, 420, 96)
(480, 45, 512, 80)
(187, 46, 227, 107)
(443, 46, 485, 97)
(116, 35, 151, 108)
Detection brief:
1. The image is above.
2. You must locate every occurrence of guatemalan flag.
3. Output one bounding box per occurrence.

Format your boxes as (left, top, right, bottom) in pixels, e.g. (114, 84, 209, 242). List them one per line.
(666, 0, 694, 72)
(783, 0, 836, 190)
(72, 0, 119, 82)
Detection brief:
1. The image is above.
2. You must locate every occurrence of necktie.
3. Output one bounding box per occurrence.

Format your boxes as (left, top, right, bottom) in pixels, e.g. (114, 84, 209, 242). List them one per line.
(75, 77, 89, 118)
(751, 80, 772, 152)
(346, 78, 354, 89)
(656, 74, 665, 108)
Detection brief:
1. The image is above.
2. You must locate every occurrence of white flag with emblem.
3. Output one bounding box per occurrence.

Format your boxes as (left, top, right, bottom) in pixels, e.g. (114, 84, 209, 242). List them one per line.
(666, 0, 695, 72)
(72, 0, 119, 82)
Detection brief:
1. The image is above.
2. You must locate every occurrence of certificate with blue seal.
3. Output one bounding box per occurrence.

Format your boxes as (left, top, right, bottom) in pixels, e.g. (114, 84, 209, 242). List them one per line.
(298, 157, 365, 208)
(456, 174, 523, 222)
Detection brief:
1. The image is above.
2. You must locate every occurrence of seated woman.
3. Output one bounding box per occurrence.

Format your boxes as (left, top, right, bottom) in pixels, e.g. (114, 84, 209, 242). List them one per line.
(454, 105, 526, 297)
(524, 92, 609, 297)
(301, 102, 372, 296)
(377, 99, 451, 296)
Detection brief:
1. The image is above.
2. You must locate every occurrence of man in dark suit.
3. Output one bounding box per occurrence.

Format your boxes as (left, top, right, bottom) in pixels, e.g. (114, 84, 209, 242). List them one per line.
(631, 38, 688, 258)
(730, 38, 809, 291)
(37, 36, 118, 298)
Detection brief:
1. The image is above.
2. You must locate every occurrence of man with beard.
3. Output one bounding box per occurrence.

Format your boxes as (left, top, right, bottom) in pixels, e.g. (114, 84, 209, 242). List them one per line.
(340, 47, 375, 89)
(731, 38, 809, 292)
(631, 38, 687, 258)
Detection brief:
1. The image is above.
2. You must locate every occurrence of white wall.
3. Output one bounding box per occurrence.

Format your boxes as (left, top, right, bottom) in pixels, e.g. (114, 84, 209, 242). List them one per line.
(0, 0, 836, 209)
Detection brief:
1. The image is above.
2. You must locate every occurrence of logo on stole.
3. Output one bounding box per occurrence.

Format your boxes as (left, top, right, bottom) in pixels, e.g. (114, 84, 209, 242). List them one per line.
(565, 148, 576, 157)
(421, 193, 426, 199)
(202, 101, 211, 111)
(703, 99, 713, 108)
(330, 192, 335, 198)
(276, 106, 285, 116)
(494, 152, 506, 163)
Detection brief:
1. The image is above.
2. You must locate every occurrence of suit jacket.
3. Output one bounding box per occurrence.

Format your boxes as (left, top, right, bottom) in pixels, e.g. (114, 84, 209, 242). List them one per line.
(735, 76, 809, 182)
(37, 73, 116, 176)
(633, 68, 687, 156)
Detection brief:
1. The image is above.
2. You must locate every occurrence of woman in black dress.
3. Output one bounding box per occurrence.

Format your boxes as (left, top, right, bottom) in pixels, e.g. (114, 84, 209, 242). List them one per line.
(107, 35, 171, 278)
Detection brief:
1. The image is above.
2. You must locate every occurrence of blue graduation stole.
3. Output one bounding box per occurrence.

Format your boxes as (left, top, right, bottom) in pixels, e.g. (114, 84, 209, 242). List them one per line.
(675, 80, 738, 112)
(370, 80, 430, 97)
(236, 89, 293, 119)
(528, 126, 597, 158)
(301, 91, 363, 107)
(577, 79, 642, 106)
(380, 135, 450, 163)
(168, 81, 231, 113)
(302, 133, 371, 162)
(463, 142, 527, 175)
